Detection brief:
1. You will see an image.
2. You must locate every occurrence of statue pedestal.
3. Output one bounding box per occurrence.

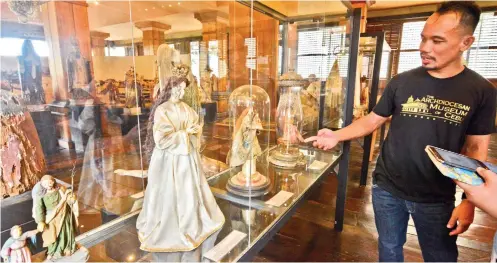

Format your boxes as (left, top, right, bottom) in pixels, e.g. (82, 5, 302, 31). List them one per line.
(269, 146, 304, 169)
(226, 170, 270, 198)
(44, 246, 89, 262)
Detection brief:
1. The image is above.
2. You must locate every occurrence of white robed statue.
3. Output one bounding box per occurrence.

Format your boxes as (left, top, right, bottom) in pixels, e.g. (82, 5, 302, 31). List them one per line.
(136, 76, 224, 252)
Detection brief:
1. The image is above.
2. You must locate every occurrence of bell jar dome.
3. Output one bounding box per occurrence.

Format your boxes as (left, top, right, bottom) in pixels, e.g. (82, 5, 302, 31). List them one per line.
(226, 85, 271, 198)
(269, 86, 304, 168)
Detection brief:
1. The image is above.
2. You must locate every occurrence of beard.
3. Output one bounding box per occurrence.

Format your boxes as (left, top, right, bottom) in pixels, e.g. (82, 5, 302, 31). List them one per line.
(421, 53, 438, 70)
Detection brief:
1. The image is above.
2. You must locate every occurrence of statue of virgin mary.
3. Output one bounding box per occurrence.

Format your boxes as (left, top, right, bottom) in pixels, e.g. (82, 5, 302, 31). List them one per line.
(136, 76, 224, 252)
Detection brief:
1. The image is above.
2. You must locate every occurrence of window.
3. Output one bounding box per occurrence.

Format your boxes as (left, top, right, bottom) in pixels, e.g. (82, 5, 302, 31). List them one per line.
(467, 12, 497, 78)
(0, 38, 49, 57)
(380, 51, 390, 79)
(397, 21, 425, 74)
(296, 26, 347, 79)
(190, 41, 200, 82)
(105, 46, 126, 56)
(397, 12, 497, 78)
(208, 40, 220, 76)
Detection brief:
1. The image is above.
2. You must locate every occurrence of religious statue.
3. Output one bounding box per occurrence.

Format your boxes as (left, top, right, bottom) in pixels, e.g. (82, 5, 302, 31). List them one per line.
(1, 225, 38, 263)
(18, 39, 45, 105)
(325, 60, 343, 121)
(98, 79, 120, 105)
(67, 36, 92, 100)
(269, 86, 305, 168)
(1, 91, 45, 199)
(153, 44, 180, 100)
(32, 175, 79, 260)
(199, 67, 214, 103)
(136, 76, 224, 252)
(172, 63, 201, 113)
(226, 107, 270, 197)
(124, 67, 143, 108)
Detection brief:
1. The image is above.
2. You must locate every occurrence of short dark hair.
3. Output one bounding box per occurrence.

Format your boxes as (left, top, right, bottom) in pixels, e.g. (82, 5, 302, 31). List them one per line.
(436, 1, 481, 33)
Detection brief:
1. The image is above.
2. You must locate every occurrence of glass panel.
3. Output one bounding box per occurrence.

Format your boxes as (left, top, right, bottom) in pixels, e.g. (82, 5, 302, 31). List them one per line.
(0, 0, 145, 251)
(1, 0, 346, 261)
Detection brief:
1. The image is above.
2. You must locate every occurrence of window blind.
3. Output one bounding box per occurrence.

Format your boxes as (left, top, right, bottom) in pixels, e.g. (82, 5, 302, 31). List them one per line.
(468, 12, 497, 78)
(296, 26, 346, 79)
(398, 21, 425, 73)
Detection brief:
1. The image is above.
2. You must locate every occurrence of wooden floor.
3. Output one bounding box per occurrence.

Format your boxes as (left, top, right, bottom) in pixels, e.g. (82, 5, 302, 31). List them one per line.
(253, 134, 497, 262)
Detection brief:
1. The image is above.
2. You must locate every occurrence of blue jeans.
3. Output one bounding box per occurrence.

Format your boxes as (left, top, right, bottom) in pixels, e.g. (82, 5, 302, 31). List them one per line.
(372, 185, 458, 262)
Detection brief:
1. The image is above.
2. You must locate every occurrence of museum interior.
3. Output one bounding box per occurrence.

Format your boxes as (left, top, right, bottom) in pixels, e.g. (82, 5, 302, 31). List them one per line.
(1, 0, 496, 262)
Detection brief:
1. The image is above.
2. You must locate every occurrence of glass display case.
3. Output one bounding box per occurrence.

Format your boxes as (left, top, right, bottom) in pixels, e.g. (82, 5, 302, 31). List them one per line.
(0, 0, 352, 261)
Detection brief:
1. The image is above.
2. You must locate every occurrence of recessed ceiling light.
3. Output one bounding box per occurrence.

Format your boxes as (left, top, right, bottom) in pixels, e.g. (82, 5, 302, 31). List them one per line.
(178, 2, 181, 5)
(169, 4, 172, 7)
(145, 8, 148, 11)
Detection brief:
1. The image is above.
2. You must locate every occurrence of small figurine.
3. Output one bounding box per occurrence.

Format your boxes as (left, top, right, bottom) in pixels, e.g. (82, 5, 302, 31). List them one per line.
(124, 67, 143, 108)
(226, 107, 270, 197)
(199, 67, 214, 103)
(32, 175, 79, 260)
(1, 225, 38, 263)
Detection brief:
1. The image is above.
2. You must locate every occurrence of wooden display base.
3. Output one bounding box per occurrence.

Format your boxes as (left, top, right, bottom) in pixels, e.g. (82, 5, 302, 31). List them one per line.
(226, 171, 270, 198)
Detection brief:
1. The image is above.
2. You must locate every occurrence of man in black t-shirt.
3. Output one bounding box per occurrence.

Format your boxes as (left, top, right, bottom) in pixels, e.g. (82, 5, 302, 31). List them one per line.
(305, 1, 496, 262)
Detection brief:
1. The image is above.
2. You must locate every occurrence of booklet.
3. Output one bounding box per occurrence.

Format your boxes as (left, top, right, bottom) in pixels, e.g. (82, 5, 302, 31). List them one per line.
(425, 145, 497, 186)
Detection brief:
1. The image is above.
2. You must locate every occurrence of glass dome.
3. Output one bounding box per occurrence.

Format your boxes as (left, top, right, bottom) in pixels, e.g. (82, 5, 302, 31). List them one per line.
(226, 85, 271, 198)
(269, 86, 304, 168)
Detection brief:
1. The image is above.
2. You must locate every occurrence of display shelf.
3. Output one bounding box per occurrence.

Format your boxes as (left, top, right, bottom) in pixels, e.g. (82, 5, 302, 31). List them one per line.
(209, 146, 340, 208)
(54, 148, 341, 262)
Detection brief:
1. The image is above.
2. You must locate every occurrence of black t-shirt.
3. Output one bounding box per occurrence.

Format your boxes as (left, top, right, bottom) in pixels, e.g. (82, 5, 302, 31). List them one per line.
(373, 67, 496, 203)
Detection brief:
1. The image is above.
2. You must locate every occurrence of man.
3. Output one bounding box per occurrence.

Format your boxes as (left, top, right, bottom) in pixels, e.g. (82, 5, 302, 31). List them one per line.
(306, 1, 496, 261)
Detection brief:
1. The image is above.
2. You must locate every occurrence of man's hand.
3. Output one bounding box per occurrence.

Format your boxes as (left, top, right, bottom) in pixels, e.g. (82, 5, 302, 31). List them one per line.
(454, 167, 497, 218)
(447, 199, 475, 236)
(317, 128, 334, 138)
(304, 136, 339, 151)
(37, 222, 46, 232)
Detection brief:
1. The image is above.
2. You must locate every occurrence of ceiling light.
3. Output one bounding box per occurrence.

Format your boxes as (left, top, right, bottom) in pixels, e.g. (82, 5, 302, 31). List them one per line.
(145, 8, 148, 11)
(169, 4, 172, 7)
(94, 0, 99, 5)
(178, 2, 181, 5)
